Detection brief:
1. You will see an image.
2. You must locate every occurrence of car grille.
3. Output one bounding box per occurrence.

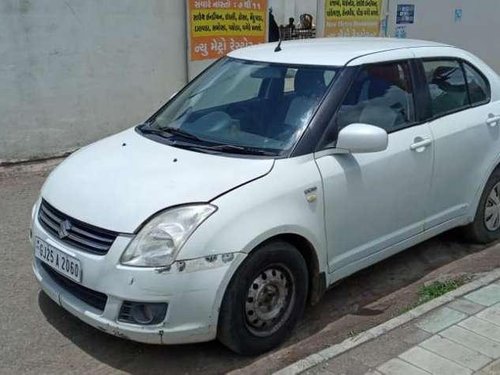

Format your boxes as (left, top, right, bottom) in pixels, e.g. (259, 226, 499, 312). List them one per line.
(38, 199, 118, 255)
(41, 262, 108, 312)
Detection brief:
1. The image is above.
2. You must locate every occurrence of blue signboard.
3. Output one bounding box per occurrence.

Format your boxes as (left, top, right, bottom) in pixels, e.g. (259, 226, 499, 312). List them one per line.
(397, 4, 415, 24)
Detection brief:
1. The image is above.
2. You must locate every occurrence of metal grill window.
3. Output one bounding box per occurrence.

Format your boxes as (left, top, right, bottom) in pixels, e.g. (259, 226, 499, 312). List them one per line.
(38, 199, 118, 255)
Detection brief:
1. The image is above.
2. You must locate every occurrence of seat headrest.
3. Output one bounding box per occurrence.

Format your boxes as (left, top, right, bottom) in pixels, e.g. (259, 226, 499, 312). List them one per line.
(432, 66, 456, 82)
(431, 66, 466, 91)
(294, 69, 326, 97)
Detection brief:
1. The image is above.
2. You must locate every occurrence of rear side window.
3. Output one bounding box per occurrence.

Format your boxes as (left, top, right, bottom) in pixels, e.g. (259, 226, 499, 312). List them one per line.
(422, 60, 468, 117)
(463, 62, 490, 105)
(336, 61, 415, 133)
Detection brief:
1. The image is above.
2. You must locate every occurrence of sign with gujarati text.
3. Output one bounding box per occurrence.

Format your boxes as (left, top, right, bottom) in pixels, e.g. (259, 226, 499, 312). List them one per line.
(324, 0, 383, 37)
(188, 0, 267, 61)
(396, 4, 415, 24)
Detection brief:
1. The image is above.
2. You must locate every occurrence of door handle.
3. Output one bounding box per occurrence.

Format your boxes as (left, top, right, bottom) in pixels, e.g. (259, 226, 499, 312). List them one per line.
(410, 137, 432, 151)
(486, 114, 500, 127)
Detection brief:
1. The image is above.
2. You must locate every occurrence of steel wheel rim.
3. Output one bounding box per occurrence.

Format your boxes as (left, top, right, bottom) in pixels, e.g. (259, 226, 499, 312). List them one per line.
(244, 264, 295, 337)
(484, 182, 500, 231)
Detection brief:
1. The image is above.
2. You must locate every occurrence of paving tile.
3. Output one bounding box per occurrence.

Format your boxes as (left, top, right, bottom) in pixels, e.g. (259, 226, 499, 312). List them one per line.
(477, 358, 500, 375)
(398, 325, 435, 345)
(399, 346, 472, 375)
(441, 325, 500, 358)
(464, 285, 500, 306)
(415, 307, 468, 333)
(319, 355, 371, 375)
(476, 303, 500, 327)
(343, 324, 431, 369)
(448, 299, 486, 315)
(459, 317, 500, 343)
(301, 366, 336, 375)
(420, 335, 492, 371)
(378, 358, 430, 375)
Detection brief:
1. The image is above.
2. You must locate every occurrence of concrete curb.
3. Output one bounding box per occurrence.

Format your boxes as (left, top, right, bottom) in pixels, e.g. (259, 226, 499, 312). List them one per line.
(0, 149, 74, 168)
(0, 156, 65, 177)
(274, 268, 500, 375)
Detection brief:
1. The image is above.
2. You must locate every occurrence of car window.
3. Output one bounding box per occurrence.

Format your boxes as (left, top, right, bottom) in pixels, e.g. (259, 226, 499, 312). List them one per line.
(463, 62, 490, 105)
(422, 60, 469, 117)
(148, 58, 340, 155)
(336, 61, 414, 133)
(190, 66, 263, 110)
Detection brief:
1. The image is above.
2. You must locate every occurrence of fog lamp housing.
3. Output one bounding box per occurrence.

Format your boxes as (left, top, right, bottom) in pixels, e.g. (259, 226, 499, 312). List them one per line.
(118, 301, 168, 325)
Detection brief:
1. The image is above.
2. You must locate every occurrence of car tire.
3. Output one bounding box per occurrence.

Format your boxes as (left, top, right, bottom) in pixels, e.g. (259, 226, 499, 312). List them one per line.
(217, 240, 308, 355)
(464, 168, 500, 243)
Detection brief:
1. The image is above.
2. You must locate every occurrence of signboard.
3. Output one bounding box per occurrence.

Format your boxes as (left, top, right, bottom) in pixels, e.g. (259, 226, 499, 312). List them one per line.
(395, 25, 408, 38)
(324, 0, 383, 37)
(396, 4, 415, 24)
(188, 0, 267, 61)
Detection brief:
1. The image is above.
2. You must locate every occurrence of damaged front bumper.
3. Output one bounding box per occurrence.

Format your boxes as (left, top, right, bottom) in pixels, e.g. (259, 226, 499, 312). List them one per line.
(31, 211, 246, 345)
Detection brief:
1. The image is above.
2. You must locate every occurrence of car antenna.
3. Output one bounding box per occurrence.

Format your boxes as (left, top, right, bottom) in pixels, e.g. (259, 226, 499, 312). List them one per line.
(274, 29, 283, 52)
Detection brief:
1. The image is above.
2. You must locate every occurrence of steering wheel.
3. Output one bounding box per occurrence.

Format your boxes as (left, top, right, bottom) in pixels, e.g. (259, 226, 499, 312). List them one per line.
(227, 105, 256, 128)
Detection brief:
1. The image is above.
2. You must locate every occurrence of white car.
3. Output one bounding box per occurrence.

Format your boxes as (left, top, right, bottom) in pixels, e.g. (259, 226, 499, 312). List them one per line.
(31, 38, 500, 354)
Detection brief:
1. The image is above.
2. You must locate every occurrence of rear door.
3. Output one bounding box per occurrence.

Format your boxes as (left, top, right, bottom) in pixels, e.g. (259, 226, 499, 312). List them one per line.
(415, 55, 500, 228)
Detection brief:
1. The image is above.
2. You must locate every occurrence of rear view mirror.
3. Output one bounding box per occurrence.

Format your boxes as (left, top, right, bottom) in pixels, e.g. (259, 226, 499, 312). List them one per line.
(336, 123, 388, 153)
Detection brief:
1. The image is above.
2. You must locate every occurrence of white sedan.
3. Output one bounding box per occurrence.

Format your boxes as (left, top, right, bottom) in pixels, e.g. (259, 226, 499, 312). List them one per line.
(31, 38, 500, 354)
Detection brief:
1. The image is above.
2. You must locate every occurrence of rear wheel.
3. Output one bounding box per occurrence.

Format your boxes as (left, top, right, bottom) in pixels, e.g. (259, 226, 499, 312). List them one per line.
(464, 169, 500, 243)
(217, 241, 308, 355)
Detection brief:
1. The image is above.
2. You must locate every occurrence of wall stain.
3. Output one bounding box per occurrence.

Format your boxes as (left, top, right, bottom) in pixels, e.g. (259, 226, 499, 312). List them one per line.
(19, 0, 30, 14)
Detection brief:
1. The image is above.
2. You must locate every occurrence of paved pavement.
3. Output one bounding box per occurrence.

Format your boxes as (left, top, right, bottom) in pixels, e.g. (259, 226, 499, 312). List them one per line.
(278, 269, 500, 375)
(2, 159, 500, 374)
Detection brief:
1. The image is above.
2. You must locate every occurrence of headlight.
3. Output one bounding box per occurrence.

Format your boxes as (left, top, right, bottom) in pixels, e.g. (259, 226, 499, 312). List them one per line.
(120, 204, 217, 267)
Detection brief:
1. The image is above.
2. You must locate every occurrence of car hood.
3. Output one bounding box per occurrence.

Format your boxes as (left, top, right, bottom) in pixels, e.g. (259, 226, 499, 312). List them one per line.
(41, 128, 274, 233)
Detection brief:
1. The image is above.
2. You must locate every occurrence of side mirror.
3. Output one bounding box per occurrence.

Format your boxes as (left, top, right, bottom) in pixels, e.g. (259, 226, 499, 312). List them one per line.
(336, 123, 388, 154)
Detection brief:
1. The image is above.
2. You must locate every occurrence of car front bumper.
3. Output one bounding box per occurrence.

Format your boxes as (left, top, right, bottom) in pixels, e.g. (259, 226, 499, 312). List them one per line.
(31, 207, 245, 345)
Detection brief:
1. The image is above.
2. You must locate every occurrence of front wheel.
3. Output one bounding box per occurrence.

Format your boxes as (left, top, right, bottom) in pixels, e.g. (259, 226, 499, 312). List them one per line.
(217, 241, 308, 355)
(464, 168, 500, 243)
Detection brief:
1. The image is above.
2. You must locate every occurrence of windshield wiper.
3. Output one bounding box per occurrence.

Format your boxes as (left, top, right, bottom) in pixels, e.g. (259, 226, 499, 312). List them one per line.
(139, 125, 171, 139)
(139, 124, 277, 156)
(198, 143, 278, 156)
(162, 127, 205, 142)
(139, 124, 204, 143)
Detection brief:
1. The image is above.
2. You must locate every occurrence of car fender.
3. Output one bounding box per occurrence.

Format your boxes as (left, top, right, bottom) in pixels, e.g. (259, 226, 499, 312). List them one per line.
(177, 154, 328, 324)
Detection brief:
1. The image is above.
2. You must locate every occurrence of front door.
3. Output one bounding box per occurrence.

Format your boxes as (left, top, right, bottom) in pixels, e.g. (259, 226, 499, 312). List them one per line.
(315, 60, 434, 276)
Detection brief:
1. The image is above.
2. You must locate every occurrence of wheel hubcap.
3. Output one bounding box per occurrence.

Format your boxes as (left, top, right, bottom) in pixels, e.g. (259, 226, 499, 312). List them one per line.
(484, 182, 500, 231)
(244, 266, 294, 337)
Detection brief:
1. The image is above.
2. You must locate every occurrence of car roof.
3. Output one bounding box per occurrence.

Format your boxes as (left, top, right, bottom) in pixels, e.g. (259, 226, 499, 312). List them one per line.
(228, 37, 451, 66)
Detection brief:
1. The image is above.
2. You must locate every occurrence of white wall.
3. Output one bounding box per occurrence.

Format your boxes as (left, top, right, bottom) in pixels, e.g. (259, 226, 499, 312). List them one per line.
(386, 0, 500, 73)
(0, 0, 187, 162)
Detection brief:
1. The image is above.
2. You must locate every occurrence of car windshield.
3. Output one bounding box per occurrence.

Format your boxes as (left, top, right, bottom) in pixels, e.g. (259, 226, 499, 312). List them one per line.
(141, 57, 340, 156)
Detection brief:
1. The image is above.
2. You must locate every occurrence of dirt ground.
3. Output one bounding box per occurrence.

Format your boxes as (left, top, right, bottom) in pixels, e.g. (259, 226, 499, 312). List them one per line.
(1, 160, 499, 374)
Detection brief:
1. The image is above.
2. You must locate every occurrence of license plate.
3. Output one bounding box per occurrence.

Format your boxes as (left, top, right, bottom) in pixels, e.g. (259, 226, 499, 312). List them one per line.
(35, 237, 82, 283)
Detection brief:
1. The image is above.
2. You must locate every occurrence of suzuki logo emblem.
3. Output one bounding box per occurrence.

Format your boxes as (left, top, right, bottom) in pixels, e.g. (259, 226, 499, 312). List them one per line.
(58, 220, 72, 239)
